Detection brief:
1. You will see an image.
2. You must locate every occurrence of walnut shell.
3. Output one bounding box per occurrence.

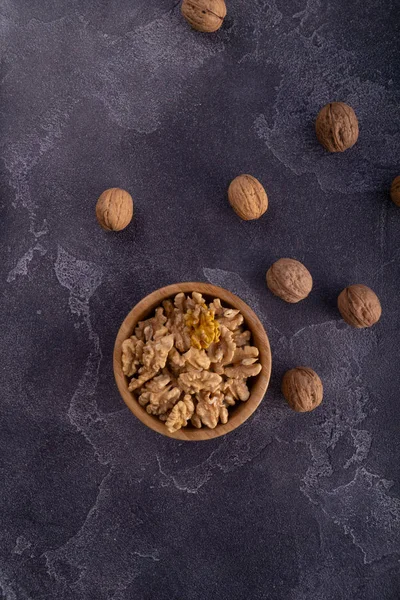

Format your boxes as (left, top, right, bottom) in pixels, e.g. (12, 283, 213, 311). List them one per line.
(181, 0, 227, 32)
(337, 284, 381, 328)
(228, 174, 268, 221)
(96, 188, 133, 231)
(266, 258, 313, 303)
(315, 102, 359, 152)
(282, 367, 323, 413)
(390, 176, 400, 207)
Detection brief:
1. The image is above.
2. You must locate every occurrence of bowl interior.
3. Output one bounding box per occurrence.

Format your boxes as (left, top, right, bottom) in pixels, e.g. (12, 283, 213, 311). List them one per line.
(113, 283, 272, 441)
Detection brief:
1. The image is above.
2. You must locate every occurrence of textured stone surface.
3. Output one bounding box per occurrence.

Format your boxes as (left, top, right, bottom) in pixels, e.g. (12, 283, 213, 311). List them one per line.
(1, 1, 400, 598)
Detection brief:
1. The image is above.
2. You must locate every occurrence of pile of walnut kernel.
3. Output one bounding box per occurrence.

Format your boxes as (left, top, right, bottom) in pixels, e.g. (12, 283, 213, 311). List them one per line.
(121, 292, 261, 433)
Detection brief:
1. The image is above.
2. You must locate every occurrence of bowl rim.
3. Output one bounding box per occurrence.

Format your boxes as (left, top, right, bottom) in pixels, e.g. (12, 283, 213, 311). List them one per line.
(113, 282, 272, 441)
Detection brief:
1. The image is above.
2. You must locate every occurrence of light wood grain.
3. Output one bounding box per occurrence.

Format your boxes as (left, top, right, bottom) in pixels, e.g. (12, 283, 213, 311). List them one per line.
(113, 282, 272, 441)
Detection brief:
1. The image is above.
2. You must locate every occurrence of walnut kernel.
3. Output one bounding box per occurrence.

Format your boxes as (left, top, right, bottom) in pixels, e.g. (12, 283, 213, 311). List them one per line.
(224, 346, 261, 378)
(195, 391, 227, 428)
(178, 370, 222, 394)
(207, 325, 235, 366)
(185, 303, 220, 349)
(139, 374, 181, 416)
(183, 347, 211, 370)
(121, 336, 144, 377)
(223, 378, 250, 403)
(166, 396, 195, 433)
(128, 335, 174, 391)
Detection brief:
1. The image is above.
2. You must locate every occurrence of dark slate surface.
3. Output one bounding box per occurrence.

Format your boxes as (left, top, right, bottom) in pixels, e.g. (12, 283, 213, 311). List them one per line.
(1, 1, 400, 598)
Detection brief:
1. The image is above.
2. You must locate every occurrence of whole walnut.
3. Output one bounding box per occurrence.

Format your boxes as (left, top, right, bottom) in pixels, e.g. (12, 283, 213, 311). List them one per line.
(337, 284, 381, 328)
(181, 0, 227, 32)
(390, 176, 400, 207)
(96, 188, 133, 231)
(315, 102, 359, 152)
(282, 367, 323, 413)
(228, 174, 268, 220)
(266, 258, 313, 303)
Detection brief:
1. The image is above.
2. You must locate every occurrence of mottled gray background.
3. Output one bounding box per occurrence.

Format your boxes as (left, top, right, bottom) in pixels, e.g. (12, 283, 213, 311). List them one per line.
(1, 0, 400, 598)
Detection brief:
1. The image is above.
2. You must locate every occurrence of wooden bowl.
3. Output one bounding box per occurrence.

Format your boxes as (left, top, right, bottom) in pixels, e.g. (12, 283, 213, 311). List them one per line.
(113, 283, 272, 441)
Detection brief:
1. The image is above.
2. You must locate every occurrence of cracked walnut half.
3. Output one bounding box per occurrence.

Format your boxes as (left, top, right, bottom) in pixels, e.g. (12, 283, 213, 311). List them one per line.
(122, 292, 262, 433)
